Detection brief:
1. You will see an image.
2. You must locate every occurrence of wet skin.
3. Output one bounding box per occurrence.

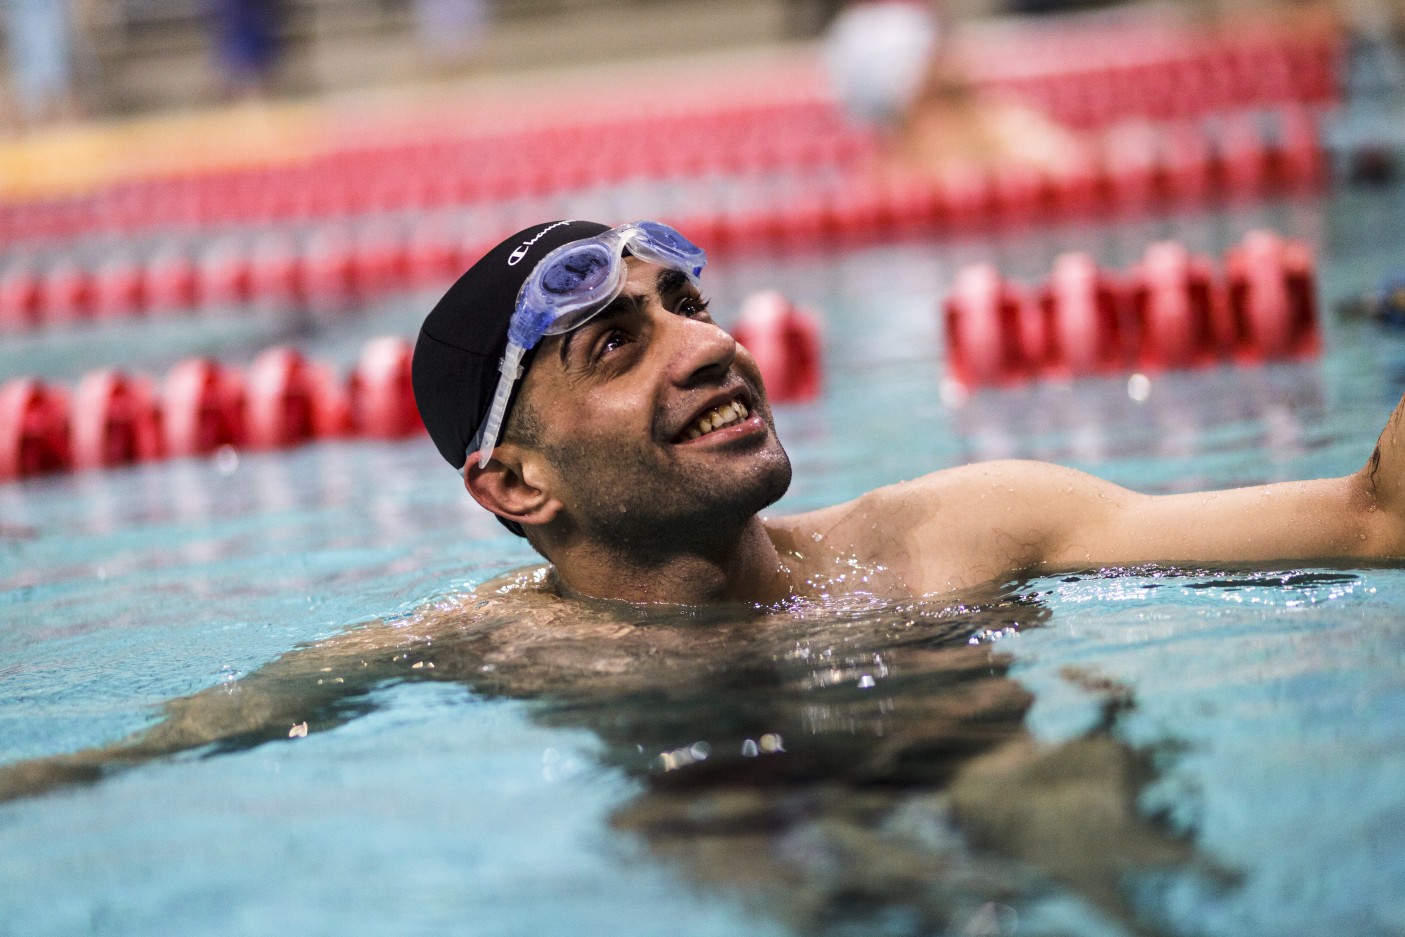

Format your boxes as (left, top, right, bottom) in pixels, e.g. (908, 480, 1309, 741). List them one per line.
(6, 258, 1405, 932)
(0, 572, 1200, 935)
(464, 259, 796, 603)
(473, 257, 1404, 608)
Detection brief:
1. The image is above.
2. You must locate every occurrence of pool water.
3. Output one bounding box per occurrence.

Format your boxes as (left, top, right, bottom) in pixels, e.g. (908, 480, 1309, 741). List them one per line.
(3, 184, 1405, 936)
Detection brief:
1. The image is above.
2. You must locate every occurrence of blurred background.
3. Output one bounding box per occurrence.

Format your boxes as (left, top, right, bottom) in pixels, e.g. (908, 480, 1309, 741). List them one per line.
(0, 0, 1391, 121)
(1, 0, 1403, 477)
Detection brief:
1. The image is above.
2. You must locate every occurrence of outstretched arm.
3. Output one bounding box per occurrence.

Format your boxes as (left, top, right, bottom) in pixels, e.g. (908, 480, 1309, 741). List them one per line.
(0, 620, 433, 802)
(1038, 392, 1405, 569)
(840, 395, 1405, 594)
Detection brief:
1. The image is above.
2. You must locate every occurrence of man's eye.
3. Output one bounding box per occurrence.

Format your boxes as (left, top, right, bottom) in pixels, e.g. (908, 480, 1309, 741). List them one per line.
(596, 330, 629, 357)
(678, 295, 712, 319)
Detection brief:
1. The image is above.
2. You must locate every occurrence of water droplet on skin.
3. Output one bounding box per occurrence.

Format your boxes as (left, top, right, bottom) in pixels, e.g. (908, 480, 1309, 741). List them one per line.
(811, 532, 824, 542)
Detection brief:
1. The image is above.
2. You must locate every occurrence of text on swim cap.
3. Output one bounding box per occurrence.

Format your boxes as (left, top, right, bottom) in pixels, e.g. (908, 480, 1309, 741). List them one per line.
(507, 220, 576, 266)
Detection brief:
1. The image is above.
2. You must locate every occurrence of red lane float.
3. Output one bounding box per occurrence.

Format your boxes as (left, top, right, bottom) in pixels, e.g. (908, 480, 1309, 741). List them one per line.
(943, 229, 1321, 389)
(161, 358, 247, 457)
(0, 380, 71, 480)
(244, 347, 322, 449)
(301, 228, 357, 312)
(943, 265, 1039, 387)
(0, 334, 436, 483)
(144, 249, 199, 315)
(247, 236, 303, 311)
(1225, 230, 1320, 362)
(0, 96, 1334, 333)
(41, 261, 92, 325)
(1037, 253, 1127, 377)
(309, 360, 353, 439)
(197, 242, 253, 309)
(70, 370, 163, 470)
(91, 256, 146, 320)
(0, 265, 41, 330)
(350, 337, 422, 437)
(731, 291, 823, 403)
(1127, 242, 1228, 370)
(351, 224, 410, 300)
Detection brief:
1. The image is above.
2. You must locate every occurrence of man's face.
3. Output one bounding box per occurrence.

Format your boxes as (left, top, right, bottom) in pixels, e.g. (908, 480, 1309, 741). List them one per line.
(514, 257, 792, 554)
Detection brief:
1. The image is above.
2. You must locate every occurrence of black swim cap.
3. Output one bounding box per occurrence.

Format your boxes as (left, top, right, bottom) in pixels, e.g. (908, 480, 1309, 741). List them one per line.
(413, 219, 611, 470)
(412, 220, 610, 538)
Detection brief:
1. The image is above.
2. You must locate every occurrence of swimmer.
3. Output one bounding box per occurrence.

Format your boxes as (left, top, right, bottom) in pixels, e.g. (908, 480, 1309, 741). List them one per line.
(2, 217, 1401, 783)
(3, 218, 1396, 929)
(414, 219, 1403, 607)
(822, 0, 1082, 179)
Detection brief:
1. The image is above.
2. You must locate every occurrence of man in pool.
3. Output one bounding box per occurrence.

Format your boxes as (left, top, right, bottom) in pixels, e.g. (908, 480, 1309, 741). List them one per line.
(412, 218, 1404, 607)
(3, 218, 1401, 929)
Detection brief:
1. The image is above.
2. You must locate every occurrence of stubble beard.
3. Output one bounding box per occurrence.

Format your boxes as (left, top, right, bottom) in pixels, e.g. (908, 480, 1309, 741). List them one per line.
(544, 435, 794, 564)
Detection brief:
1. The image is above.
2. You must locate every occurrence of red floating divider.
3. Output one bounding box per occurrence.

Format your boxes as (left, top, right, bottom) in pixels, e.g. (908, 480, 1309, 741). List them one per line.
(247, 236, 302, 311)
(301, 227, 357, 312)
(308, 360, 353, 439)
(40, 261, 92, 325)
(1036, 253, 1128, 377)
(0, 333, 447, 482)
(162, 358, 247, 457)
(0, 264, 41, 330)
(144, 249, 199, 315)
(1225, 230, 1320, 362)
(70, 370, 164, 470)
(91, 256, 146, 321)
(244, 347, 321, 449)
(943, 265, 1040, 387)
(350, 336, 422, 437)
(731, 291, 823, 403)
(1127, 241, 1228, 370)
(1270, 108, 1326, 189)
(351, 223, 409, 300)
(197, 242, 253, 309)
(943, 228, 1321, 389)
(405, 222, 463, 290)
(0, 379, 71, 480)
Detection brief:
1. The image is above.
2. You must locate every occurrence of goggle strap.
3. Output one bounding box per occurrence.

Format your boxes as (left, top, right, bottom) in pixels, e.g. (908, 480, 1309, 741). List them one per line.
(473, 343, 526, 470)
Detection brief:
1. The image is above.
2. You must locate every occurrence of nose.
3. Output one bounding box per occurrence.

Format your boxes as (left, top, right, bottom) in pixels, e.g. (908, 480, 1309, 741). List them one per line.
(664, 311, 737, 387)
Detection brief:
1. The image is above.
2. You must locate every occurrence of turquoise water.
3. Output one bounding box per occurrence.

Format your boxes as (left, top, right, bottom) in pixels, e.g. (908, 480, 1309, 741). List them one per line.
(3, 187, 1405, 936)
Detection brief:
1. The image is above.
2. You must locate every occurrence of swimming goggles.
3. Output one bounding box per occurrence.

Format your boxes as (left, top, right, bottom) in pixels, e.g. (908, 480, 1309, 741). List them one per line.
(470, 220, 707, 469)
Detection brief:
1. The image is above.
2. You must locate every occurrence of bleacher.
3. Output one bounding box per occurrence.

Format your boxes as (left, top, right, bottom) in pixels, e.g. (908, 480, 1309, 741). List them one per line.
(3, 0, 823, 117)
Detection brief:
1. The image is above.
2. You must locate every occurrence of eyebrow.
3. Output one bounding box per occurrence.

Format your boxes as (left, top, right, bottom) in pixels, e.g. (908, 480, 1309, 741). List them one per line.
(558, 290, 646, 365)
(555, 269, 698, 365)
(656, 268, 689, 296)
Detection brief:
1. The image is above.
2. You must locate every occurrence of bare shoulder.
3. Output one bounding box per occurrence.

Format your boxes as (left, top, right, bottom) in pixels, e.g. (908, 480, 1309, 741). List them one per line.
(770, 460, 1117, 536)
(766, 460, 1134, 596)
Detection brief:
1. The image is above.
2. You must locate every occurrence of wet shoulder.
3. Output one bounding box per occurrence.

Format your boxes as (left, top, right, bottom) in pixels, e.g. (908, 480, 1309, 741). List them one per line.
(764, 464, 1065, 596)
(765, 475, 943, 555)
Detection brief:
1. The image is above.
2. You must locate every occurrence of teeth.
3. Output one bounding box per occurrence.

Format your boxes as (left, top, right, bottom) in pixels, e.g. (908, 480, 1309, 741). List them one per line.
(685, 398, 749, 440)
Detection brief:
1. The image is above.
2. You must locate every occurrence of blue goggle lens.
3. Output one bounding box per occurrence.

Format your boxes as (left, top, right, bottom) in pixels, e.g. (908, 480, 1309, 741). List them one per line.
(472, 221, 707, 469)
(636, 221, 693, 253)
(540, 246, 613, 296)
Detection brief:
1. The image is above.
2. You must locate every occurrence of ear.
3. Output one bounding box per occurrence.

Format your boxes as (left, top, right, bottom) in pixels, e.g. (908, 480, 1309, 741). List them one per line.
(463, 447, 563, 530)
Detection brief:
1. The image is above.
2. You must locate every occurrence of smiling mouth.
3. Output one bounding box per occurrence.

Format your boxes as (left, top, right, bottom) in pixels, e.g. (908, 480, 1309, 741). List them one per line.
(679, 396, 750, 442)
